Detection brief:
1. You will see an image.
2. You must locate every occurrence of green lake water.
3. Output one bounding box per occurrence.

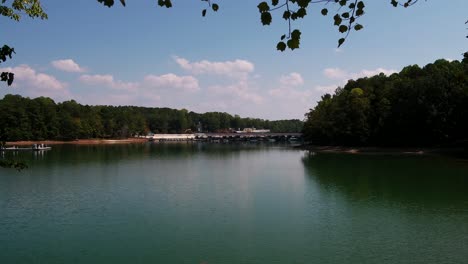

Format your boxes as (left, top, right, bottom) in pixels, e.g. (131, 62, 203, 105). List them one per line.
(1, 143, 467, 264)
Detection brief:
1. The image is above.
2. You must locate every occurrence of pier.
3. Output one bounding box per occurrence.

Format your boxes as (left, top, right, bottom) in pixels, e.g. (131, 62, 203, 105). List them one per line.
(144, 132, 302, 142)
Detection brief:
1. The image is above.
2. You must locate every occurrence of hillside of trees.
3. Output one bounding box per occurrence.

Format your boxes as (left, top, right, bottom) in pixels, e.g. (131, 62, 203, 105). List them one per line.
(303, 54, 468, 147)
(0, 95, 303, 141)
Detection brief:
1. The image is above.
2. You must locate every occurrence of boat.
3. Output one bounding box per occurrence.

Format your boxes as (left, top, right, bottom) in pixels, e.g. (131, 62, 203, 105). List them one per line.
(32, 144, 52, 151)
(1, 144, 51, 151)
(1, 146, 19, 151)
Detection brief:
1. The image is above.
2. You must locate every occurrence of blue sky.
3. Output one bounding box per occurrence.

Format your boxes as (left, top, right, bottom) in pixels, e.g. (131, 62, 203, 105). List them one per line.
(1, 0, 467, 120)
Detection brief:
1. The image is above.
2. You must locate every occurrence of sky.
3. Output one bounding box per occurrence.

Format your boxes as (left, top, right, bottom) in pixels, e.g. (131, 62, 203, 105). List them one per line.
(1, 0, 467, 120)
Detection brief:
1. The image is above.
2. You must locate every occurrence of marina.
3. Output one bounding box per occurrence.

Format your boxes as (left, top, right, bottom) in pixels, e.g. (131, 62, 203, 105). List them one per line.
(144, 132, 303, 142)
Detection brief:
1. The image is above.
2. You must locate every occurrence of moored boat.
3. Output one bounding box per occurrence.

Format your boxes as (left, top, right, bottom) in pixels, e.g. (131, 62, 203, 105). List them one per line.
(32, 144, 52, 151)
(1, 144, 51, 151)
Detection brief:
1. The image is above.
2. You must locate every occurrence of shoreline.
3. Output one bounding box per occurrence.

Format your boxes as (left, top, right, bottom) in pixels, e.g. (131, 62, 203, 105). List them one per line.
(5, 138, 148, 146)
(299, 145, 467, 157)
(4, 140, 467, 158)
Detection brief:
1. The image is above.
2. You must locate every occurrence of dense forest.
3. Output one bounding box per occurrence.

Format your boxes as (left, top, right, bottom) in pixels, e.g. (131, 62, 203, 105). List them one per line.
(303, 54, 468, 147)
(0, 95, 303, 141)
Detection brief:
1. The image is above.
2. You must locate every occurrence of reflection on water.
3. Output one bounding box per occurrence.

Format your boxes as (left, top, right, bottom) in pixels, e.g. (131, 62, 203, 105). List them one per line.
(300, 152, 468, 264)
(302, 152, 468, 208)
(2, 142, 295, 168)
(1, 145, 468, 264)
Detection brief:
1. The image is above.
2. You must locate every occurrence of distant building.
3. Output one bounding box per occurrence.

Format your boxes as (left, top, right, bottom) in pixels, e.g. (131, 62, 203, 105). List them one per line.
(252, 129, 270, 133)
(235, 128, 270, 133)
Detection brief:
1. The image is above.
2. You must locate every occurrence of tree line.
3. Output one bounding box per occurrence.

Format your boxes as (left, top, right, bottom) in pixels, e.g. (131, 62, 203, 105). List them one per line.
(303, 54, 468, 147)
(0, 95, 303, 141)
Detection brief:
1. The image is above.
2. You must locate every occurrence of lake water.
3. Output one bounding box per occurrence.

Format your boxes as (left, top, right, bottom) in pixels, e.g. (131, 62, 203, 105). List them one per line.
(1, 143, 467, 264)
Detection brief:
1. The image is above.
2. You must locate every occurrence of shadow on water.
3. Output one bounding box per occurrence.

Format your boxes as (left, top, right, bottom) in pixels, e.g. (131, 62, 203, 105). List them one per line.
(1, 142, 294, 169)
(301, 152, 468, 208)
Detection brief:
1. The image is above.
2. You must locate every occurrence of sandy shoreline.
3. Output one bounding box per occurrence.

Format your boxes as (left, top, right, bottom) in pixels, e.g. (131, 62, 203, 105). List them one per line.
(5, 138, 148, 146)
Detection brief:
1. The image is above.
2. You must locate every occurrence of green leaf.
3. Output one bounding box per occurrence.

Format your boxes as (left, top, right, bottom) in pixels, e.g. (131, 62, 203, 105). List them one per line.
(283, 11, 291, 20)
(339, 25, 348, 33)
(0, 45, 15, 63)
(257, 2, 270, 12)
(287, 38, 300, 50)
(281, 34, 286, 40)
(202, 9, 206, 17)
(0, 159, 27, 171)
(261, 12, 272, 25)
(291, 12, 298, 20)
(296, 8, 307, 18)
(0, 71, 15, 86)
(272, 0, 279, 6)
(277, 41, 286, 51)
(354, 24, 363, 31)
(7, 72, 14, 86)
(291, 29, 301, 40)
(321, 8, 328, 16)
(338, 38, 345, 47)
(356, 8, 364, 16)
(357, 1, 365, 9)
(333, 14, 342, 26)
(297, 0, 310, 8)
(119, 0, 126, 6)
(212, 4, 219, 12)
(391, 0, 398, 7)
(98, 0, 114, 7)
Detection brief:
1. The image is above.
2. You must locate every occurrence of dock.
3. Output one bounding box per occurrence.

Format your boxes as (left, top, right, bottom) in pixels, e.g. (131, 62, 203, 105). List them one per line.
(144, 132, 302, 142)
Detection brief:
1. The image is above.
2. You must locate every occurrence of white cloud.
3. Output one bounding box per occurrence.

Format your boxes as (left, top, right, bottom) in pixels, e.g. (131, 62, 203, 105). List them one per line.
(143, 73, 199, 92)
(1, 65, 67, 90)
(0, 64, 70, 99)
(323, 68, 349, 79)
(79, 74, 138, 90)
(315, 84, 339, 94)
(316, 67, 397, 94)
(174, 56, 254, 79)
(209, 81, 263, 104)
(279, 72, 304, 87)
(78, 72, 198, 107)
(266, 72, 310, 109)
(51, 59, 86, 73)
(323, 67, 397, 80)
(266, 83, 316, 120)
(357, 68, 397, 78)
(268, 86, 312, 100)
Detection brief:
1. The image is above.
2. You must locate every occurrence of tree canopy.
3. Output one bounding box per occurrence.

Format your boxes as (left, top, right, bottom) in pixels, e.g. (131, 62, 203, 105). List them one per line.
(303, 54, 468, 147)
(1, 0, 466, 168)
(0, 94, 303, 141)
